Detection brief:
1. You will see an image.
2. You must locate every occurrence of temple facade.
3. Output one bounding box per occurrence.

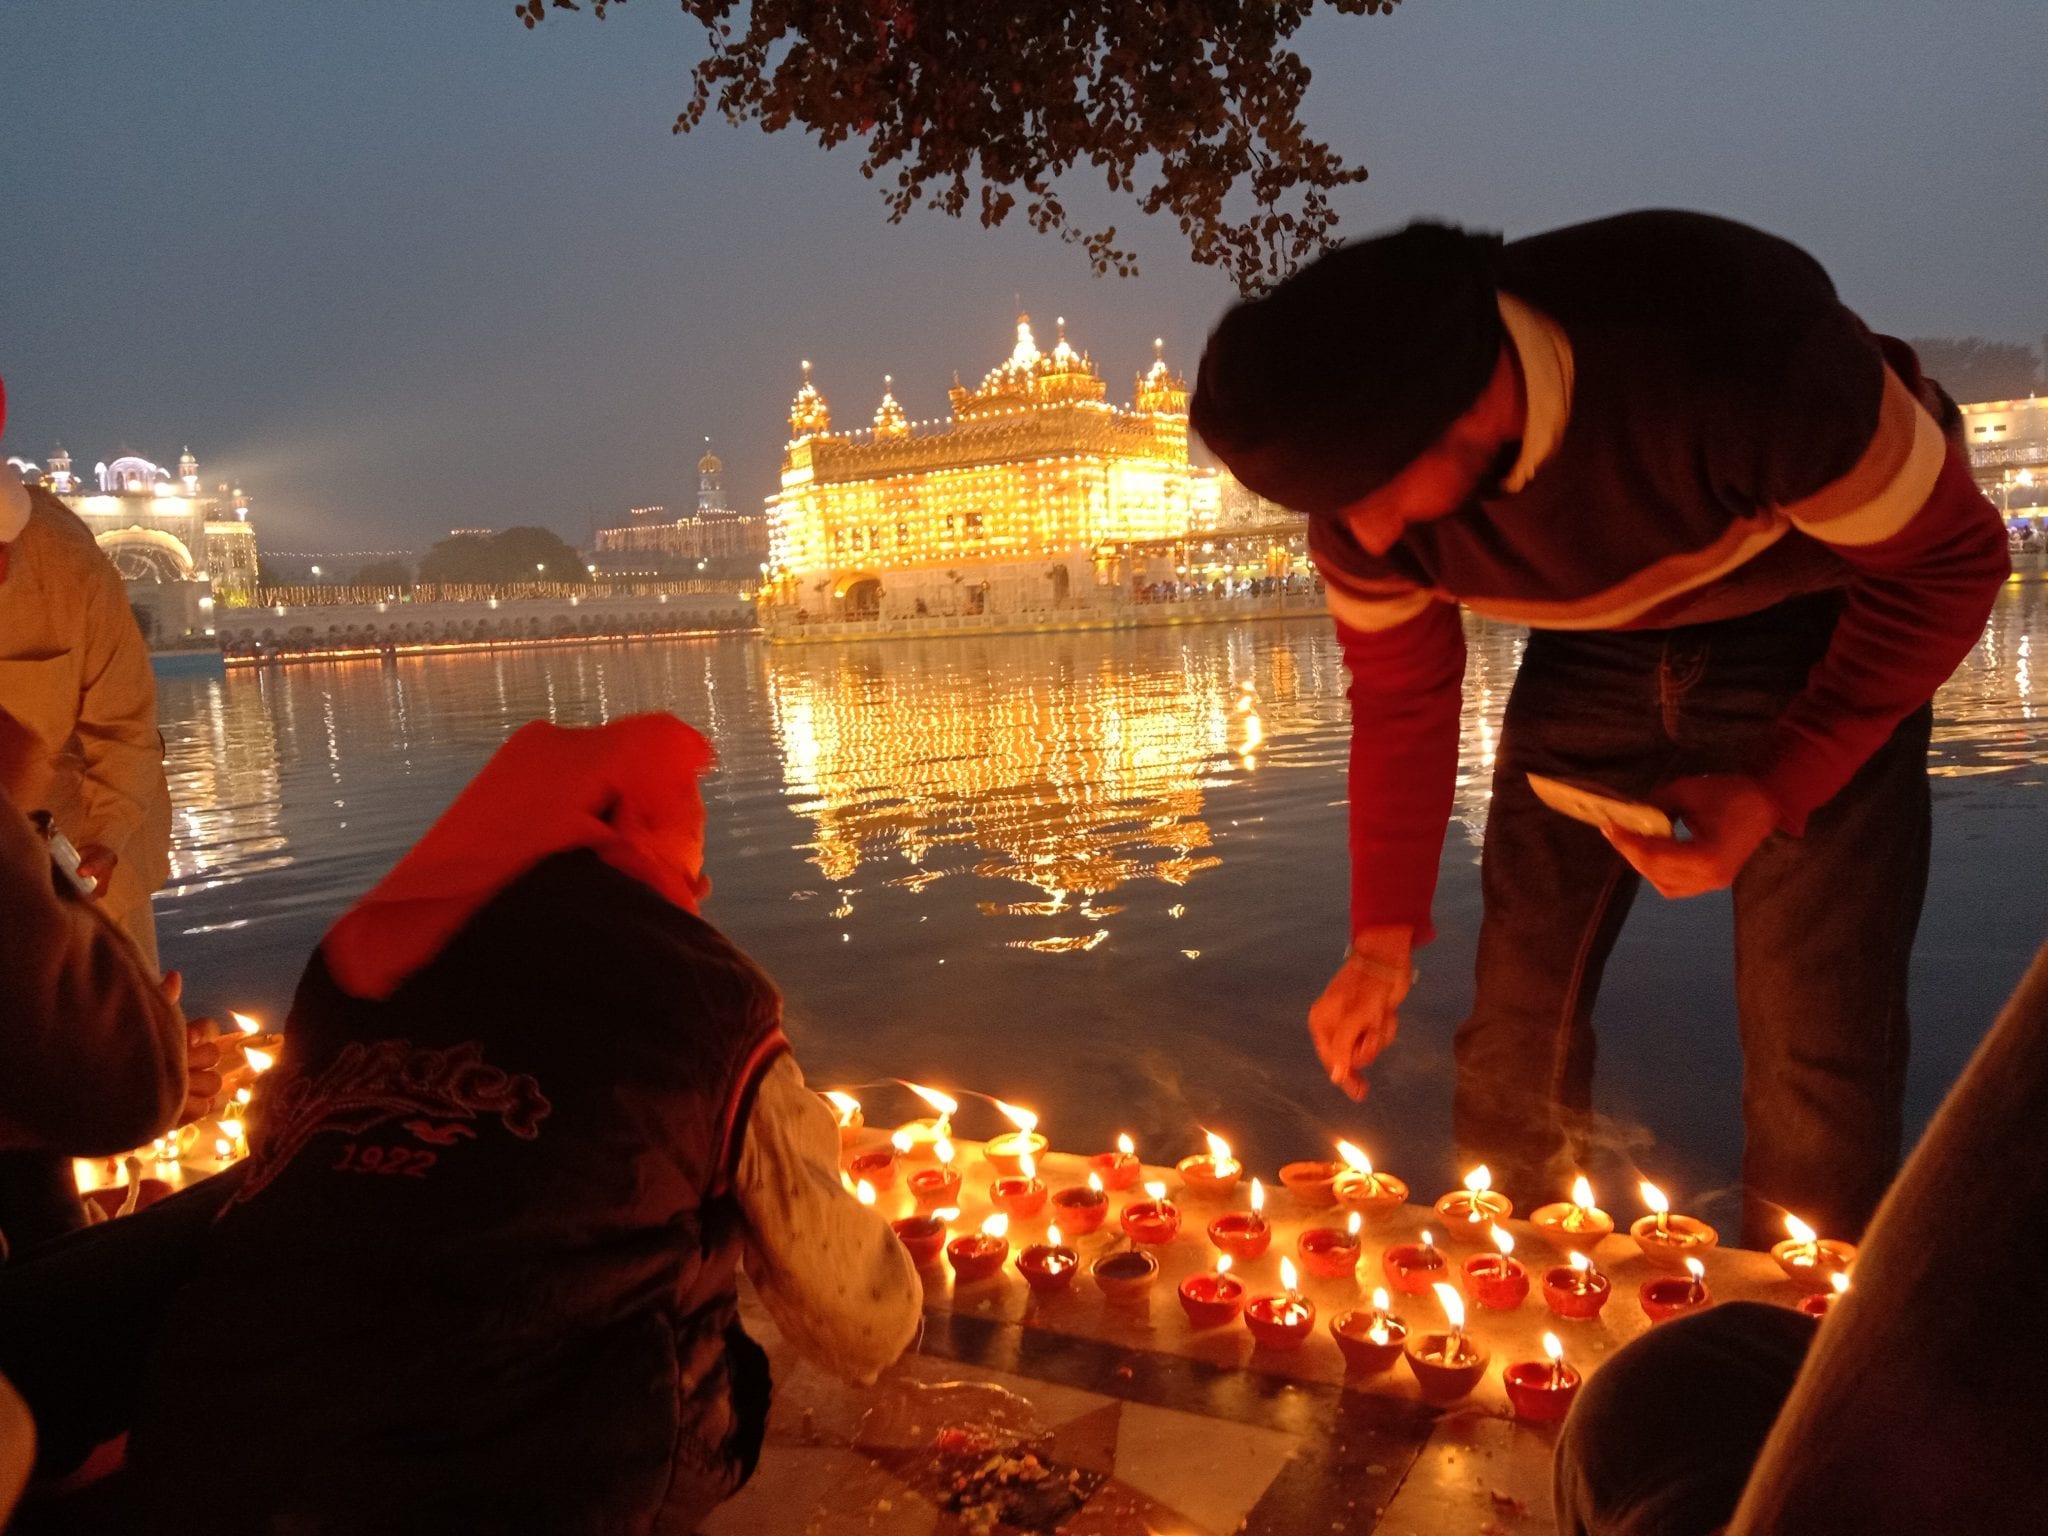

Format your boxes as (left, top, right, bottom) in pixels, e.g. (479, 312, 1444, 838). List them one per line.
(760, 316, 1223, 629)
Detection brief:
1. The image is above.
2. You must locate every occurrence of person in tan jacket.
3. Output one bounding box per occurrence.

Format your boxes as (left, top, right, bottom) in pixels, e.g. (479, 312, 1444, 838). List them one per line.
(0, 384, 173, 971)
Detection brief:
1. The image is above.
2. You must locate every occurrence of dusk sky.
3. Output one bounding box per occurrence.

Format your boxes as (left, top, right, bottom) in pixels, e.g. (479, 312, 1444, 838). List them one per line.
(5, 1, 2043, 557)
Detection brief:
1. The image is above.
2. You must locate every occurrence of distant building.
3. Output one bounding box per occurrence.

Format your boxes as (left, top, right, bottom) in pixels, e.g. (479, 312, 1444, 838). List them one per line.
(1960, 396, 2046, 517)
(8, 444, 260, 647)
(760, 315, 1221, 625)
(591, 443, 769, 577)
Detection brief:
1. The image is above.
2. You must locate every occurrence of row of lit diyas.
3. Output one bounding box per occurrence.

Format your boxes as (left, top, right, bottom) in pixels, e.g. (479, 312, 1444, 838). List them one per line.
(826, 1086, 1857, 1423)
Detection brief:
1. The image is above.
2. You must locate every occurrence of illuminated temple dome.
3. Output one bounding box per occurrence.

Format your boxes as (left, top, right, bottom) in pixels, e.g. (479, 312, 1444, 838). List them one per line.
(763, 313, 1218, 629)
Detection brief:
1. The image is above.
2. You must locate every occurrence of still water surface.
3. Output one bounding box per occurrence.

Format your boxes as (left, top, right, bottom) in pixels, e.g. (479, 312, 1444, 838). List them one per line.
(158, 585, 2046, 1227)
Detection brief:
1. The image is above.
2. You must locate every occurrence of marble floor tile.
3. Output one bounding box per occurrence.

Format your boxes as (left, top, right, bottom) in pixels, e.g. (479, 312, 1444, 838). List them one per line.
(1111, 1399, 1302, 1536)
(1372, 1411, 1558, 1536)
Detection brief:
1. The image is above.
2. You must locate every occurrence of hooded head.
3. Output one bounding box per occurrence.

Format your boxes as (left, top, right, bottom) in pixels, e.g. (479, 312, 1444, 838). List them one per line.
(1191, 221, 1508, 521)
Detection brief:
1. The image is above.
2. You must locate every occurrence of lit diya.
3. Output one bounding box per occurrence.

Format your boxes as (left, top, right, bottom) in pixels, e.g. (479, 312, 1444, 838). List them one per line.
(1504, 1333, 1583, 1424)
(1050, 1170, 1110, 1236)
(1770, 1213, 1857, 1292)
(1382, 1230, 1449, 1296)
(892, 1205, 956, 1267)
(990, 1151, 1049, 1219)
(1434, 1164, 1512, 1240)
(1278, 1158, 1342, 1208)
(1178, 1252, 1245, 1328)
(1090, 1132, 1142, 1191)
(1331, 1287, 1408, 1376)
(1121, 1180, 1182, 1245)
(984, 1097, 1047, 1176)
(823, 1090, 865, 1146)
(1299, 1210, 1365, 1280)
(896, 1081, 959, 1161)
(1640, 1256, 1712, 1323)
(1542, 1251, 1612, 1320)
(906, 1135, 963, 1212)
(1091, 1247, 1160, 1304)
(1462, 1223, 1530, 1311)
(1631, 1180, 1719, 1268)
(947, 1213, 1012, 1284)
(1403, 1283, 1490, 1402)
(1529, 1175, 1615, 1245)
(1797, 1270, 1851, 1319)
(847, 1136, 899, 1192)
(1332, 1140, 1409, 1224)
(1017, 1223, 1079, 1292)
(1207, 1178, 1271, 1261)
(1177, 1130, 1242, 1198)
(1244, 1257, 1316, 1351)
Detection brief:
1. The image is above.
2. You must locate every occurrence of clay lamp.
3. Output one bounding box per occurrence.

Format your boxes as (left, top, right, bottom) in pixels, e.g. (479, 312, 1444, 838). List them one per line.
(892, 1203, 957, 1268)
(984, 1097, 1047, 1177)
(1091, 1247, 1160, 1305)
(1631, 1180, 1719, 1270)
(1090, 1132, 1142, 1192)
(1403, 1282, 1490, 1402)
(947, 1212, 1012, 1285)
(1333, 1140, 1409, 1225)
(1640, 1256, 1712, 1323)
(1207, 1177, 1272, 1262)
(1542, 1251, 1612, 1321)
(1505, 1332, 1583, 1424)
(1434, 1164, 1513, 1242)
(1178, 1252, 1246, 1329)
(1797, 1270, 1851, 1319)
(1462, 1223, 1531, 1311)
(1120, 1180, 1182, 1245)
(823, 1090, 865, 1147)
(1299, 1210, 1366, 1281)
(1278, 1158, 1342, 1208)
(1382, 1229, 1449, 1296)
(1177, 1130, 1242, 1199)
(1244, 1257, 1317, 1351)
(1017, 1223, 1079, 1293)
(1770, 1213, 1857, 1292)
(896, 1080, 961, 1162)
(847, 1135, 900, 1193)
(1050, 1170, 1109, 1236)
(906, 1135, 963, 1213)
(1529, 1175, 1615, 1247)
(1331, 1286, 1409, 1376)
(990, 1150, 1049, 1219)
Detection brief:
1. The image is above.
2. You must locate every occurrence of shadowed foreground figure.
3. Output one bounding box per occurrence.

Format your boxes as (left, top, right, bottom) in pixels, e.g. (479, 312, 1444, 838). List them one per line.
(0, 714, 920, 1534)
(1554, 935, 2048, 1534)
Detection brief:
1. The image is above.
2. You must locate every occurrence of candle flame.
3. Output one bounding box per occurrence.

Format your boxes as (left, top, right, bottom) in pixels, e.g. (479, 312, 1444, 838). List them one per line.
(991, 1097, 1039, 1135)
(1432, 1281, 1466, 1330)
(215, 1137, 232, 1159)
(1216, 1253, 1233, 1276)
(1336, 1139, 1373, 1176)
(1144, 1180, 1167, 1202)
(1020, 1152, 1036, 1180)
(1568, 1250, 1591, 1274)
(1279, 1256, 1299, 1294)
(243, 1046, 276, 1073)
(1783, 1212, 1817, 1246)
(1372, 1286, 1390, 1312)
(234, 1087, 252, 1105)
(890, 1129, 914, 1155)
(903, 1081, 959, 1117)
(1087, 1170, 1104, 1194)
(1543, 1331, 1564, 1365)
(1639, 1180, 1669, 1216)
(1571, 1174, 1596, 1209)
(1684, 1256, 1706, 1281)
(1489, 1224, 1515, 1258)
(231, 1011, 261, 1035)
(933, 1207, 961, 1222)
(936, 1136, 956, 1166)
(855, 1179, 876, 1206)
(1421, 1230, 1436, 1249)
(1830, 1270, 1850, 1296)
(824, 1091, 861, 1124)
(1249, 1178, 1265, 1214)
(1117, 1132, 1135, 1157)
(1047, 1223, 1063, 1248)
(1203, 1130, 1236, 1170)
(981, 1213, 1010, 1240)
(1347, 1210, 1362, 1237)
(218, 1119, 244, 1142)
(1464, 1164, 1492, 1195)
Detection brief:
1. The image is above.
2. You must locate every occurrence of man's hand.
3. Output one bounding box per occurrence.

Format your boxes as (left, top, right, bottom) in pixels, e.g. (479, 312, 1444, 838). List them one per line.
(1605, 774, 1778, 899)
(1309, 925, 1415, 1102)
(162, 971, 224, 1126)
(76, 843, 117, 896)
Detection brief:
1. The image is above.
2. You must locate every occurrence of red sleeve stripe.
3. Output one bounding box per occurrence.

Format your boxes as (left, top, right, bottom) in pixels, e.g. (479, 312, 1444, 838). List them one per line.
(1783, 367, 1947, 546)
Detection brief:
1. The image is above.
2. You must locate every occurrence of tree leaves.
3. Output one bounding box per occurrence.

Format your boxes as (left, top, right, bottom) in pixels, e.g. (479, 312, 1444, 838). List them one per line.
(521, 0, 1400, 291)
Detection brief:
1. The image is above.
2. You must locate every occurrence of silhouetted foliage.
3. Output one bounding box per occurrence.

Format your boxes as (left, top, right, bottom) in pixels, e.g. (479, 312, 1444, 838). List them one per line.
(516, 0, 1401, 292)
(417, 527, 589, 584)
(1908, 337, 2043, 405)
(353, 558, 414, 588)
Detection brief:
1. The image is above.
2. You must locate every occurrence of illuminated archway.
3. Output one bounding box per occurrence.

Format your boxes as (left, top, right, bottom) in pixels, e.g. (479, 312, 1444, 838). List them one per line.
(97, 526, 196, 584)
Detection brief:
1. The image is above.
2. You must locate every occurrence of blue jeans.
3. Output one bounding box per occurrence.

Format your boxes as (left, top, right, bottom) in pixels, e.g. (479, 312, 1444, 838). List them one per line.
(1454, 593, 1932, 1245)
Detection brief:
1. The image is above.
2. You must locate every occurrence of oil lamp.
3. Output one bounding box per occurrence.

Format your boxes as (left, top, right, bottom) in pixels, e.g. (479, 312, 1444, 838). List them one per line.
(1090, 1132, 1142, 1191)
(906, 1135, 962, 1211)
(1244, 1257, 1316, 1350)
(823, 1091, 865, 1146)
(1299, 1210, 1365, 1280)
(1404, 1282, 1490, 1401)
(1207, 1177, 1271, 1261)
(1177, 1130, 1242, 1198)
(1331, 1286, 1408, 1376)
(990, 1151, 1049, 1218)
(1178, 1252, 1246, 1328)
(1505, 1332, 1583, 1423)
(1120, 1180, 1182, 1245)
(1278, 1158, 1341, 1208)
(897, 1081, 959, 1161)
(1050, 1170, 1110, 1235)
(1017, 1223, 1079, 1292)
(1462, 1223, 1530, 1310)
(892, 1205, 955, 1267)
(1530, 1175, 1614, 1245)
(1332, 1140, 1408, 1224)
(1797, 1269, 1851, 1319)
(848, 1134, 900, 1192)
(1091, 1248, 1160, 1304)
(1434, 1164, 1512, 1239)
(1631, 1181, 1719, 1269)
(1770, 1213, 1857, 1291)
(1640, 1256, 1712, 1323)
(984, 1098, 1047, 1175)
(947, 1212, 1012, 1284)
(1382, 1229, 1449, 1296)
(1542, 1250, 1612, 1320)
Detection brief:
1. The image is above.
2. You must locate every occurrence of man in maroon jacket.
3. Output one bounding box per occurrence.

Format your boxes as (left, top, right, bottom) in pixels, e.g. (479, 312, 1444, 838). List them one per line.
(1191, 210, 2009, 1243)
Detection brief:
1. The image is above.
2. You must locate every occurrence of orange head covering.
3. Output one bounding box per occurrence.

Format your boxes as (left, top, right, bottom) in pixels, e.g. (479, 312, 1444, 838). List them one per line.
(322, 714, 715, 1000)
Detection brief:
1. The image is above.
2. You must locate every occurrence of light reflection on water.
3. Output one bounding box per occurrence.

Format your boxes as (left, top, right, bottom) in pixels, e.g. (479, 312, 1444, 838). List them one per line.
(158, 583, 2046, 1216)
